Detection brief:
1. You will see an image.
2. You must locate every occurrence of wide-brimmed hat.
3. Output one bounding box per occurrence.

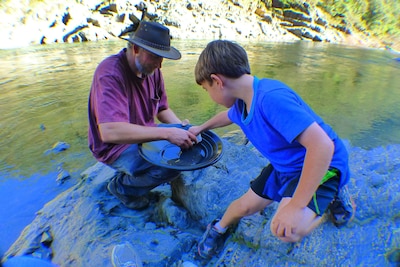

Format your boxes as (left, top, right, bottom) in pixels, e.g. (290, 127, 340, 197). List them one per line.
(123, 21, 181, 60)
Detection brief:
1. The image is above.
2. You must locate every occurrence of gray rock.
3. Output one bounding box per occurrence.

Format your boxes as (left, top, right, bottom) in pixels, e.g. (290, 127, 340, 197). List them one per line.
(171, 139, 267, 226)
(56, 165, 71, 185)
(2, 132, 399, 266)
(0, 0, 384, 49)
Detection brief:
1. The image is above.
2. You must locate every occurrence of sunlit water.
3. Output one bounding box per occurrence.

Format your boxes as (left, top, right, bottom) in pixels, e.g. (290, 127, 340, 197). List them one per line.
(0, 39, 399, 253)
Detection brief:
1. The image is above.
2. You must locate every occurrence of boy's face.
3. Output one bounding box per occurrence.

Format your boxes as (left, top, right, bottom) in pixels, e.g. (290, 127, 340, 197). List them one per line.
(201, 76, 235, 108)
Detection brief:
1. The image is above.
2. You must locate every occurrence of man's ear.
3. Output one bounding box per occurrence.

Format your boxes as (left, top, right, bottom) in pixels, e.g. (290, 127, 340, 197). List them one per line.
(133, 44, 140, 54)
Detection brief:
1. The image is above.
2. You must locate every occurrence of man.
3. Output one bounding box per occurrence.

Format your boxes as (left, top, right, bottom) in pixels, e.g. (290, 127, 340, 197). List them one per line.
(88, 21, 197, 210)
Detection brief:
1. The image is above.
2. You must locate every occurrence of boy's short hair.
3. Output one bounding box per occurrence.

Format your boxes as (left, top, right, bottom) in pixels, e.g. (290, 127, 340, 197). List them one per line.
(195, 40, 251, 85)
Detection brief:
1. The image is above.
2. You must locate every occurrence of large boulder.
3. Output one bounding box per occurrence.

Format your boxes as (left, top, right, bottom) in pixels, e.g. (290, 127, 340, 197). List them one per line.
(2, 132, 399, 266)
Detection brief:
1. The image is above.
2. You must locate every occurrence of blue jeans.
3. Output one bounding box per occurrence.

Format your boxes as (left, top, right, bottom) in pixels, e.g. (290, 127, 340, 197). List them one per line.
(109, 144, 181, 196)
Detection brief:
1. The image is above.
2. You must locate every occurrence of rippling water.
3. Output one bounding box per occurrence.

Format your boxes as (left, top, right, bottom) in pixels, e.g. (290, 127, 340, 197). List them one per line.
(1, 40, 399, 178)
(0, 39, 399, 253)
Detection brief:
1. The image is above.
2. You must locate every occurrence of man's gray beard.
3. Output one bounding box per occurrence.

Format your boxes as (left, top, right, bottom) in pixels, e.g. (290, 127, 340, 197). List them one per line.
(135, 57, 154, 76)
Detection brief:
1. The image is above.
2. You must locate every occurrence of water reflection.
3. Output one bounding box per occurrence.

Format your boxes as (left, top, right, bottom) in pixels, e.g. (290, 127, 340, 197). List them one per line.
(0, 40, 399, 177)
(244, 41, 400, 145)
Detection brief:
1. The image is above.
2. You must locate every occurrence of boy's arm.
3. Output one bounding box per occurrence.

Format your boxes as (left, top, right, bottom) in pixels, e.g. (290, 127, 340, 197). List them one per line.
(271, 122, 334, 240)
(291, 122, 334, 207)
(189, 110, 232, 135)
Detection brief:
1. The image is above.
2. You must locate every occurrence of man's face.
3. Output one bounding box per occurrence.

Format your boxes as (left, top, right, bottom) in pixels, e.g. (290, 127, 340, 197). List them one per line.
(135, 47, 163, 76)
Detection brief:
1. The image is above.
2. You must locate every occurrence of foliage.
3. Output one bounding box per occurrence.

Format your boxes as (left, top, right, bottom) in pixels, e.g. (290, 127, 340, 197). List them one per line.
(315, 0, 400, 37)
(242, 0, 399, 39)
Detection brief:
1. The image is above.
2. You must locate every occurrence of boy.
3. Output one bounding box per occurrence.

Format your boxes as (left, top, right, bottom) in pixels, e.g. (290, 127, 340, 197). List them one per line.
(189, 40, 354, 258)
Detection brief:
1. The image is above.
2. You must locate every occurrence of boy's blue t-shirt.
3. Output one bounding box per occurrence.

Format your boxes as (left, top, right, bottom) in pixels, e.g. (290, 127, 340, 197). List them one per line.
(228, 77, 350, 187)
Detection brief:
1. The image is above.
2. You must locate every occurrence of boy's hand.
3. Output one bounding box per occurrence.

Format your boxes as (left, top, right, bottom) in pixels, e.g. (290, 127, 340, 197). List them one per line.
(188, 125, 203, 144)
(188, 125, 202, 136)
(270, 201, 310, 243)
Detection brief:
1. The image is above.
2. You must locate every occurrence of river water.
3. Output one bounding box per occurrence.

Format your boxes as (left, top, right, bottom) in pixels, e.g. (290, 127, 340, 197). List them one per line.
(0, 39, 399, 253)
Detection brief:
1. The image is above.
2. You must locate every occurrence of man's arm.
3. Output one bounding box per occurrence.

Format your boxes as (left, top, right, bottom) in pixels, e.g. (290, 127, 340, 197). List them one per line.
(157, 108, 184, 124)
(99, 122, 196, 149)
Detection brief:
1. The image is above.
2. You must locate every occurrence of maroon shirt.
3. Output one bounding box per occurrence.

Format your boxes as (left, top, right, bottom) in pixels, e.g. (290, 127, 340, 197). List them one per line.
(88, 49, 169, 164)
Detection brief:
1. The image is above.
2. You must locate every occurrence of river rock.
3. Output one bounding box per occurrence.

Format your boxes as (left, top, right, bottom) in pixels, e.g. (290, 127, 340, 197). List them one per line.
(2, 131, 399, 266)
(44, 141, 70, 155)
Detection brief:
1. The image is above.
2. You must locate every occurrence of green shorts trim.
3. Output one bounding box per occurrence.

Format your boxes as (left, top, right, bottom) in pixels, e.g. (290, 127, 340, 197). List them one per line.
(250, 165, 340, 216)
(313, 168, 340, 215)
(282, 168, 340, 215)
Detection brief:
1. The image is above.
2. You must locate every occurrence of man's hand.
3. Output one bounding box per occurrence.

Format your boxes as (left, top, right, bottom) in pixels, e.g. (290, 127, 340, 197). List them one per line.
(181, 119, 190, 127)
(166, 127, 197, 149)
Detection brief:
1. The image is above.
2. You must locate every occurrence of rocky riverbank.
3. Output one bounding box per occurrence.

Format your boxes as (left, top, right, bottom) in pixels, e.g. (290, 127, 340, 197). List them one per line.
(2, 131, 399, 266)
(1, 0, 396, 50)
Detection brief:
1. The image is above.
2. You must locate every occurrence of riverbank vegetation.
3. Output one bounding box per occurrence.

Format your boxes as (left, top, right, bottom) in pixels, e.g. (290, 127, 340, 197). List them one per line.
(315, 0, 399, 37)
(257, 0, 400, 47)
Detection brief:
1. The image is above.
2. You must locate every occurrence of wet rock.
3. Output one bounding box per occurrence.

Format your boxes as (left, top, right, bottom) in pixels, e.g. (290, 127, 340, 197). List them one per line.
(386, 248, 400, 264)
(44, 141, 70, 155)
(56, 165, 71, 185)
